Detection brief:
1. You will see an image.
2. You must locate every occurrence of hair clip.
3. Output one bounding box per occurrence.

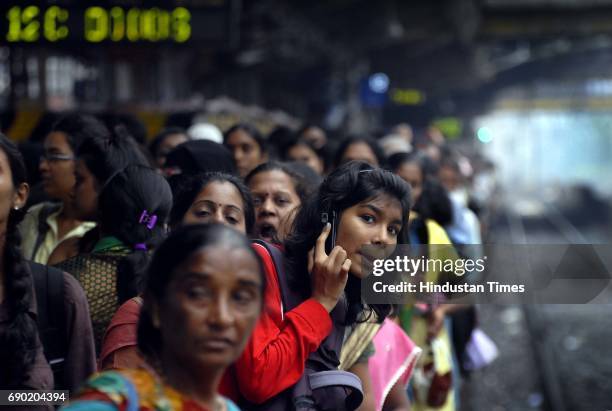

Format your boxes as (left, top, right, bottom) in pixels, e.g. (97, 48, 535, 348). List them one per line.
(139, 210, 158, 230)
(134, 243, 147, 251)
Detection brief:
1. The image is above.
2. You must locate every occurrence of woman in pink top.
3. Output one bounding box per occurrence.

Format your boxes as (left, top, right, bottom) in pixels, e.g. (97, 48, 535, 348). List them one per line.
(369, 318, 421, 411)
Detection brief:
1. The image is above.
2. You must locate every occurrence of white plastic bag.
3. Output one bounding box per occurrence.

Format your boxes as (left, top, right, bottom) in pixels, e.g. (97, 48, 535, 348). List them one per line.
(463, 328, 499, 371)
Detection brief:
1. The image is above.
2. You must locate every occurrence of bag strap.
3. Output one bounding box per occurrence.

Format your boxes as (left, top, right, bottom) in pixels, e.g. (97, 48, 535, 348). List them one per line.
(308, 371, 362, 392)
(252, 240, 298, 312)
(30, 262, 67, 386)
(31, 262, 48, 326)
(250, 241, 363, 410)
(338, 322, 382, 371)
(308, 370, 364, 409)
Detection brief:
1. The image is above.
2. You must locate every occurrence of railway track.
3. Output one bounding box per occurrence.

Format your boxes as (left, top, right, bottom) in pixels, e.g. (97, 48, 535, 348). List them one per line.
(496, 201, 611, 411)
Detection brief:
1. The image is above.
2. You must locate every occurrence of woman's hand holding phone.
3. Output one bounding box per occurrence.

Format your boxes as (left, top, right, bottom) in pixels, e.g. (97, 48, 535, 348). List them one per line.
(309, 223, 352, 312)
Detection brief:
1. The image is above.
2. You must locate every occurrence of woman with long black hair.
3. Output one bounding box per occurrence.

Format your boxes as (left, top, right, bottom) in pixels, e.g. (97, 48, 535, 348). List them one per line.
(0, 134, 46, 394)
(55, 165, 172, 350)
(0, 134, 95, 399)
(229, 161, 411, 410)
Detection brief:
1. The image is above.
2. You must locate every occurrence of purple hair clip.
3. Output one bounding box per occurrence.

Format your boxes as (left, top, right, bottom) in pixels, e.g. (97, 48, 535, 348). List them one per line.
(134, 243, 147, 251)
(139, 210, 158, 230)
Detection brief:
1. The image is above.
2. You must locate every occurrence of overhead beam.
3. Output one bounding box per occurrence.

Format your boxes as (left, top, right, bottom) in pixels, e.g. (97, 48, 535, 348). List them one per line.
(480, 8, 612, 39)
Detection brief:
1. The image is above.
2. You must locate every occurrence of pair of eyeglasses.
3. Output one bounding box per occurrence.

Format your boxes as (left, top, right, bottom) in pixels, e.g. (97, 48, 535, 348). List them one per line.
(41, 152, 75, 162)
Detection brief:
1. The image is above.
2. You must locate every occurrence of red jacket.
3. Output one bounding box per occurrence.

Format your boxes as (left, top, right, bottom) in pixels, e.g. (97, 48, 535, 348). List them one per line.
(219, 243, 333, 403)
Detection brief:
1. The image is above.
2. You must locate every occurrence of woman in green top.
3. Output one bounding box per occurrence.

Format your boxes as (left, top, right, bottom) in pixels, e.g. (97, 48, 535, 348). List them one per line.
(55, 165, 172, 350)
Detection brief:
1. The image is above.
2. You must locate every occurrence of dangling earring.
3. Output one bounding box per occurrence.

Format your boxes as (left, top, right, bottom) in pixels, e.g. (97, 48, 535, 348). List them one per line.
(13, 206, 19, 211)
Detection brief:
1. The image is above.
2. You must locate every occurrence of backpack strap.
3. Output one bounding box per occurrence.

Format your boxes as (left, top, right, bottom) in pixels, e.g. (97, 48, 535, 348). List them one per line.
(252, 240, 298, 312)
(30, 262, 67, 389)
(338, 322, 382, 371)
(250, 240, 363, 411)
(253, 238, 350, 350)
(309, 370, 364, 409)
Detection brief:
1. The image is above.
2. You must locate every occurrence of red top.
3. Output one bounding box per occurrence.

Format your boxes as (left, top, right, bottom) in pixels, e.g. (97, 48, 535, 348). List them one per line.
(99, 297, 143, 370)
(222, 243, 333, 404)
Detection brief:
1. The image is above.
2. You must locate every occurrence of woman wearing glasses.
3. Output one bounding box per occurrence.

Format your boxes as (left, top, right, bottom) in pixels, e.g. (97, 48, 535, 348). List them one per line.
(19, 114, 105, 264)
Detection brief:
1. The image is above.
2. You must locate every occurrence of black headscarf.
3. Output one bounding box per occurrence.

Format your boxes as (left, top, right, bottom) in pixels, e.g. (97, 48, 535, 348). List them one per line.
(164, 140, 237, 176)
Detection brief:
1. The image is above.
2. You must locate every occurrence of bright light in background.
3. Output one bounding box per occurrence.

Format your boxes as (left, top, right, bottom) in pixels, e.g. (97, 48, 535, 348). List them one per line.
(368, 73, 389, 93)
(585, 79, 612, 96)
(477, 127, 493, 143)
(474, 110, 612, 197)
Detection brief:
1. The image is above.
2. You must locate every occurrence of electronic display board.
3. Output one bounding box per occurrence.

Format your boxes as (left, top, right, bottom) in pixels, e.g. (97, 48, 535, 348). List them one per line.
(0, 1, 236, 46)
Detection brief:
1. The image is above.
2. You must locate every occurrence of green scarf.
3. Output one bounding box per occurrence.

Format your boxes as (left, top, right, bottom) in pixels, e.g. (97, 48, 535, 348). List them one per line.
(92, 236, 129, 254)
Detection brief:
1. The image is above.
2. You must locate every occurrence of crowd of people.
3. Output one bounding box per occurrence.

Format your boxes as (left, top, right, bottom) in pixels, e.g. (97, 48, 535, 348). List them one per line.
(0, 113, 494, 411)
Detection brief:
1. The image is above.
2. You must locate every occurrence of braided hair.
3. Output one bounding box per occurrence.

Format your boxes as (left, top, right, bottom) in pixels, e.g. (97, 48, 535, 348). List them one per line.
(0, 134, 38, 388)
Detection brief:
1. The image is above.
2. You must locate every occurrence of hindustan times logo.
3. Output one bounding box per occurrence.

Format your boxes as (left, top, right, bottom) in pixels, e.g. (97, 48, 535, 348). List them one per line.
(371, 255, 487, 277)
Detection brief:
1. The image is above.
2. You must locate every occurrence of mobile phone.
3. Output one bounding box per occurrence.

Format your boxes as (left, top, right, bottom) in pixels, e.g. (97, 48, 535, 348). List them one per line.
(321, 210, 338, 254)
